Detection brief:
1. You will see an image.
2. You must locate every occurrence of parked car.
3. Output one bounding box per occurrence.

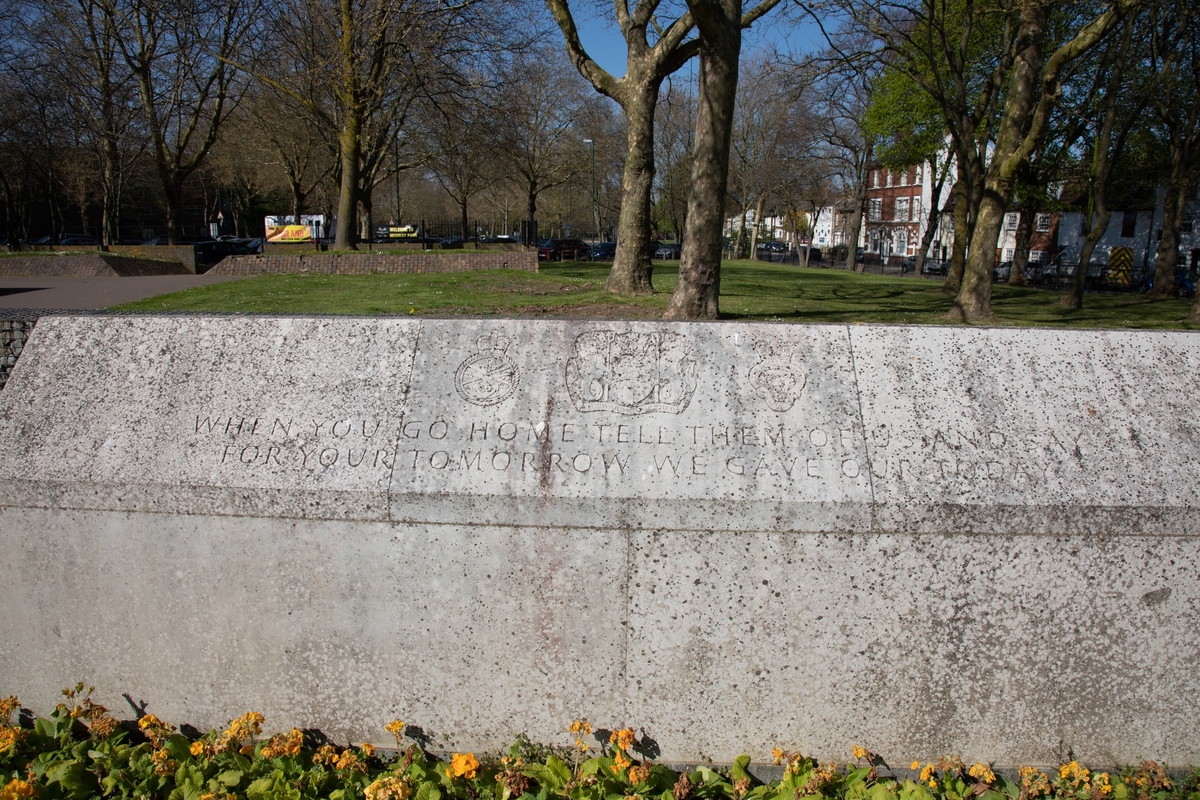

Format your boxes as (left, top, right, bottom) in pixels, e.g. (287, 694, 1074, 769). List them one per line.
(194, 236, 263, 269)
(993, 261, 1013, 282)
(922, 259, 949, 276)
(59, 234, 99, 247)
(537, 238, 589, 261)
(800, 247, 822, 263)
(757, 240, 788, 254)
(590, 241, 617, 260)
(654, 242, 681, 259)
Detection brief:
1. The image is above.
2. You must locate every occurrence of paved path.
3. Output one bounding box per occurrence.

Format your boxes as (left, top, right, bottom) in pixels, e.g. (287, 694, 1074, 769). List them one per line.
(0, 274, 247, 310)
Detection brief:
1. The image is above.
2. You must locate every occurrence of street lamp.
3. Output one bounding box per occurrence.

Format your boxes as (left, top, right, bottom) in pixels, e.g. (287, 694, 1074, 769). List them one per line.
(583, 138, 596, 244)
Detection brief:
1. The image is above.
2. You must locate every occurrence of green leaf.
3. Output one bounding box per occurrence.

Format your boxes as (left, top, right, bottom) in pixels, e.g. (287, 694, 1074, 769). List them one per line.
(218, 769, 246, 788)
(415, 780, 443, 800)
(732, 755, 756, 785)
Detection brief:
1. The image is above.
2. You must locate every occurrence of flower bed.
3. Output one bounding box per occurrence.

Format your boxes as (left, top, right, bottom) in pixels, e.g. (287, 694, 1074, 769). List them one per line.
(1, 687, 1195, 800)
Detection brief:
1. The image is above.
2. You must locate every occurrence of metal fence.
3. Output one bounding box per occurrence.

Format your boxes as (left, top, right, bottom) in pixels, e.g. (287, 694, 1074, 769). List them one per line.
(0, 315, 37, 391)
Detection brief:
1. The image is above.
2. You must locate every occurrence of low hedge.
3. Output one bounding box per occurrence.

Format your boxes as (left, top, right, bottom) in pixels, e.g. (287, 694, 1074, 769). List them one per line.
(1, 687, 1196, 800)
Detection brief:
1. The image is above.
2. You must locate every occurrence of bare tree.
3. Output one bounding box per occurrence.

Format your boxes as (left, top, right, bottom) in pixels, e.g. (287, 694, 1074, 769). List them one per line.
(110, 0, 264, 243)
(545, 0, 701, 294)
(497, 47, 592, 240)
(665, 0, 782, 319)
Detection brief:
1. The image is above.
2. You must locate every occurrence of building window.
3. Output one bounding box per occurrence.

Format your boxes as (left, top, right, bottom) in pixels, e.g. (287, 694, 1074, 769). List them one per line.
(895, 229, 908, 254)
(1004, 248, 1014, 261)
(899, 169, 907, 187)
(1029, 250, 1046, 263)
(911, 197, 921, 221)
(895, 198, 909, 221)
(1183, 217, 1194, 233)
(869, 198, 882, 221)
(886, 171, 893, 187)
(1005, 213, 1018, 230)
(1121, 210, 1137, 238)
(1035, 213, 1051, 232)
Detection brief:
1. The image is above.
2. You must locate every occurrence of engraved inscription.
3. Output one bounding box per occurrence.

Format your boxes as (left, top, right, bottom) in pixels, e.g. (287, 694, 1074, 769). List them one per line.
(565, 330, 697, 415)
(748, 339, 807, 411)
(455, 333, 520, 406)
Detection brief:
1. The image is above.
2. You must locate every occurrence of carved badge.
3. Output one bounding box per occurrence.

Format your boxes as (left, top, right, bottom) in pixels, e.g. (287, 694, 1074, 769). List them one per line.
(565, 330, 697, 415)
(455, 333, 520, 406)
(747, 339, 806, 412)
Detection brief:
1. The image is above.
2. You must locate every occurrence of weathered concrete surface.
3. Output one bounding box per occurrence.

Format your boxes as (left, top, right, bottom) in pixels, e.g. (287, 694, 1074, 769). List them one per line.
(1, 316, 1198, 766)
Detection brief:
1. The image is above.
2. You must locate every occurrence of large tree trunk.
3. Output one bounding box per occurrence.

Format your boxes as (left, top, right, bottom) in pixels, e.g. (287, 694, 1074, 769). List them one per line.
(1009, 207, 1036, 286)
(665, 11, 739, 320)
(913, 162, 946, 277)
(842, 141, 871, 272)
(335, 113, 361, 250)
(953, 2, 1050, 321)
(944, 176, 970, 294)
(1071, 208, 1111, 308)
(606, 79, 660, 294)
(1152, 171, 1188, 297)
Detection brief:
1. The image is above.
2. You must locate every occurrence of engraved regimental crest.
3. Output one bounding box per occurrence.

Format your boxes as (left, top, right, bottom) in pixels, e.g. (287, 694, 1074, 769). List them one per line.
(455, 333, 520, 406)
(748, 339, 807, 412)
(565, 330, 697, 415)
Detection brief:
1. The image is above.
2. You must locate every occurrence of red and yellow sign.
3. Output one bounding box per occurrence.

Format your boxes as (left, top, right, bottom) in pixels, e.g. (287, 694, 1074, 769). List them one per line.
(265, 225, 313, 243)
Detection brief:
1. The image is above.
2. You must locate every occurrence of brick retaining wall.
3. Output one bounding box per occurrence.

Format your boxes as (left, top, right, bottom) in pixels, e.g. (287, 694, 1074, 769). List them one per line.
(0, 254, 189, 277)
(209, 252, 538, 275)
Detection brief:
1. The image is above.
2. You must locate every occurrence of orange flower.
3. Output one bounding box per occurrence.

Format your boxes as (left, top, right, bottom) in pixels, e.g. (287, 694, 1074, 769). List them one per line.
(609, 728, 635, 751)
(451, 752, 479, 780)
(0, 778, 36, 800)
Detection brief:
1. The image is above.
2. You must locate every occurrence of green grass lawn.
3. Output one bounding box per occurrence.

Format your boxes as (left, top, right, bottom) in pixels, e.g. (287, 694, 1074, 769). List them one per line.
(115, 259, 1199, 328)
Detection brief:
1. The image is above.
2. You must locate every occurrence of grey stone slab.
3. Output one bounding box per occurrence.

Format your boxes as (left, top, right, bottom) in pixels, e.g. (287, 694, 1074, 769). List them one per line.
(625, 528, 1200, 765)
(851, 326, 1200, 534)
(0, 316, 420, 520)
(389, 320, 872, 532)
(0, 507, 628, 749)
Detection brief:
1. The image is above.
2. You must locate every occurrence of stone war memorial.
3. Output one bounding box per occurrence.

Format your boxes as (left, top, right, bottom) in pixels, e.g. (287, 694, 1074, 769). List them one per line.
(0, 315, 1198, 767)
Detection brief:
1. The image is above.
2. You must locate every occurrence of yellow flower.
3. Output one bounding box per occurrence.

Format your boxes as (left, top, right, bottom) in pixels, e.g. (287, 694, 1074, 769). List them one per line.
(0, 697, 20, 723)
(773, 748, 785, 765)
(0, 778, 37, 800)
(138, 713, 176, 747)
(0, 727, 25, 755)
(920, 764, 936, 783)
(361, 742, 377, 757)
(450, 752, 479, 780)
(385, 720, 407, 741)
(366, 777, 412, 800)
(190, 741, 206, 757)
(851, 745, 869, 761)
(928, 779, 937, 790)
(569, 719, 593, 735)
(611, 752, 632, 774)
(911, 761, 921, 771)
(335, 751, 366, 773)
(968, 763, 995, 785)
(89, 716, 119, 739)
(313, 744, 338, 766)
(1096, 773, 1112, 796)
(151, 747, 177, 776)
(610, 728, 635, 751)
(628, 765, 651, 785)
